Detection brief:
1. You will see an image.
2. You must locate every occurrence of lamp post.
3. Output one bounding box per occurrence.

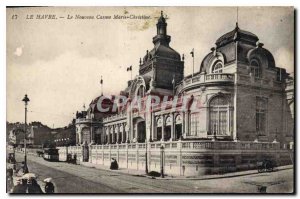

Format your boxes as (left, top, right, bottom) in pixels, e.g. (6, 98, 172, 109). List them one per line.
(22, 94, 30, 174)
(160, 145, 164, 178)
(145, 139, 148, 174)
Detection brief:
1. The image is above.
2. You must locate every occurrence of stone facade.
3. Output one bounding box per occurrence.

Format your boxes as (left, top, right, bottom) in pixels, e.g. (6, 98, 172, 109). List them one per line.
(71, 12, 294, 176)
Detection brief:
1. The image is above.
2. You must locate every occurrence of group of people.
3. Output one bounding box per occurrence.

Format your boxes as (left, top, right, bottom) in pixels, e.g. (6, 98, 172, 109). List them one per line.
(6, 153, 56, 194)
(11, 176, 55, 194)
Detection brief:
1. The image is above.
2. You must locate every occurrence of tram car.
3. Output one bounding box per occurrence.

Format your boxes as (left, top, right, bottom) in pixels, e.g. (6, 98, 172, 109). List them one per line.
(43, 148, 59, 161)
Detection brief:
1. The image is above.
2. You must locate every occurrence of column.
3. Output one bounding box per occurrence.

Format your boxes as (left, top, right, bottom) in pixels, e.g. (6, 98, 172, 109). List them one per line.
(171, 113, 174, 141)
(121, 124, 124, 143)
(79, 131, 82, 145)
(116, 125, 120, 144)
(111, 127, 115, 144)
(184, 111, 189, 138)
(125, 125, 129, 143)
(151, 113, 155, 141)
(107, 128, 110, 144)
(161, 116, 165, 141)
(90, 123, 94, 144)
(130, 121, 134, 143)
(181, 112, 184, 139)
(103, 128, 106, 145)
(130, 104, 134, 143)
(233, 75, 237, 141)
(76, 132, 79, 145)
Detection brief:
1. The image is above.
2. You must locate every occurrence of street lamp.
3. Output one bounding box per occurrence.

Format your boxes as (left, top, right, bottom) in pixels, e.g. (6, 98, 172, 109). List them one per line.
(22, 94, 29, 174)
(145, 139, 148, 174)
(160, 145, 164, 178)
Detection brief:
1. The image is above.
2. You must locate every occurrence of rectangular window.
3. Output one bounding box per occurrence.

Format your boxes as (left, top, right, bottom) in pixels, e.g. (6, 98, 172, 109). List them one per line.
(219, 110, 227, 135)
(190, 113, 200, 136)
(256, 97, 268, 135)
(209, 109, 218, 135)
(209, 107, 229, 136)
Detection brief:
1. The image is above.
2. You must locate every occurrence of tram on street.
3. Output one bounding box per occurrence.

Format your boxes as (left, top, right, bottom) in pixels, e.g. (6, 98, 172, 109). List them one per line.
(43, 148, 59, 161)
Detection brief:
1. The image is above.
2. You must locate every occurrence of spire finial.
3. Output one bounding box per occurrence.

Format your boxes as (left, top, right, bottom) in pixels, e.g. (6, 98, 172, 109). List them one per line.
(100, 75, 103, 96)
(236, 7, 239, 26)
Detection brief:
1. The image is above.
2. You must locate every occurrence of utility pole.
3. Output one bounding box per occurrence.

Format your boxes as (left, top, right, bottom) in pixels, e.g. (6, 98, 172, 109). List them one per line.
(190, 49, 194, 78)
(160, 145, 164, 178)
(100, 76, 103, 96)
(145, 139, 148, 174)
(22, 94, 30, 174)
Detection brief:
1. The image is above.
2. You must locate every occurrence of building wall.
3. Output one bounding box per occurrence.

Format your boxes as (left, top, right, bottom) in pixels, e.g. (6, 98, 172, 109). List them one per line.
(235, 65, 289, 144)
(58, 140, 292, 177)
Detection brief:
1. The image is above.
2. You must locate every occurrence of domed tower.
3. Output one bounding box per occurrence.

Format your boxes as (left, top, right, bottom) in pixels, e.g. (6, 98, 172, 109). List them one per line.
(139, 11, 184, 92)
(198, 22, 291, 143)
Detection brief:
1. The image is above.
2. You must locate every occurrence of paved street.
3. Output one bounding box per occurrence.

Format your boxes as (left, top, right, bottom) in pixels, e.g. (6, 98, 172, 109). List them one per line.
(14, 153, 294, 193)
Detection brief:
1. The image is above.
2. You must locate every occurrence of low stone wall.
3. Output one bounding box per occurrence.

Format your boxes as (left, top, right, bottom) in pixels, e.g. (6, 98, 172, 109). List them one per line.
(58, 141, 293, 176)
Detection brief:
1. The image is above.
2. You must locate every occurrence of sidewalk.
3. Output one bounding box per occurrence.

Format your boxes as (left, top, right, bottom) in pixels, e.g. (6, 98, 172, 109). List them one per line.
(154, 165, 294, 180)
(80, 160, 293, 181)
(80, 161, 146, 176)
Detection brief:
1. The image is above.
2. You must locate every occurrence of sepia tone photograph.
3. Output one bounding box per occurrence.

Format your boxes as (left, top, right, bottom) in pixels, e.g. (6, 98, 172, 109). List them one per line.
(6, 6, 294, 194)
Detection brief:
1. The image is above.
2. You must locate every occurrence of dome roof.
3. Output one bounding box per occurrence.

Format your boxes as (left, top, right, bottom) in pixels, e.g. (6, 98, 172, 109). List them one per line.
(247, 47, 276, 68)
(144, 44, 180, 61)
(199, 24, 275, 73)
(215, 23, 259, 48)
(89, 95, 117, 114)
(200, 52, 214, 73)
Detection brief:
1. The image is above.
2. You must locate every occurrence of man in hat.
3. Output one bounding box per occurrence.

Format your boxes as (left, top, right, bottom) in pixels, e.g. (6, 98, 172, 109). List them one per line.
(27, 178, 43, 193)
(44, 178, 55, 193)
(11, 178, 27, 193)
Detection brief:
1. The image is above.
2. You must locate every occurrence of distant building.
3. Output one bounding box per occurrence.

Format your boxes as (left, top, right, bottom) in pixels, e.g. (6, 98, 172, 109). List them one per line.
(7, 122, 54, 147)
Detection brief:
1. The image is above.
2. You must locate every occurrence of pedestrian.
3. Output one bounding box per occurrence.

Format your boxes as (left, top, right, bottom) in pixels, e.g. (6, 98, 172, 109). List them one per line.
(110, 158, 119, 170)
(27, 178, 43, 193)
(44, 178, 55, 193)
(11, 179, 27, 193)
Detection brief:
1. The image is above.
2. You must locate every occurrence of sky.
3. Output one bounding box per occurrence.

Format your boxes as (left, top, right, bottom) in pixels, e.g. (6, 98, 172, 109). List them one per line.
(6, 6, 294, 128)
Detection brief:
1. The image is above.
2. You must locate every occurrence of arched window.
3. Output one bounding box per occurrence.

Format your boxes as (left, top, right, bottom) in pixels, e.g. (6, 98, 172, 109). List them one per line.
(156, 117, 163, 141)
(212, 61, 223, 73)
(250, 59, 261, 78)
(164, 116, 172, 141)
(209, 95, 233, 136)
(175, 115, 182, 140)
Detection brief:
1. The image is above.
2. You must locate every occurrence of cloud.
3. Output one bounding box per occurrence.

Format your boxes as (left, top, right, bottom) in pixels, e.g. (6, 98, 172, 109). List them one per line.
(274, 47, 294, 74)
(13, 45, 24, 57)
(7, 50, 132, 127)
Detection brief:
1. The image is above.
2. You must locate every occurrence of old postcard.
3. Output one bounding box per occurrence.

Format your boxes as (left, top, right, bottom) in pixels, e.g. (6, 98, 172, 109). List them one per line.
(6, 6, 294, 194)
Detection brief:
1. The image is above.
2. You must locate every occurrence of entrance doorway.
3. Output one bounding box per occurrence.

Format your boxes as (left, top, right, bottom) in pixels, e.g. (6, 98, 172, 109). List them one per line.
(164, 126, 171, 141)
(157, 127, 162, 141)
(137, 121, 146, 143)
(82, 142, 89, 162)
(175, 124, 182, 140)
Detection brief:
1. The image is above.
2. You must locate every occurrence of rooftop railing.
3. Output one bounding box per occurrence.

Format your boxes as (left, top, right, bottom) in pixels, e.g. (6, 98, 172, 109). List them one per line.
(103, 113, 127, 122)
(58, 140, 280, 153)
(180, 73, 234, 90)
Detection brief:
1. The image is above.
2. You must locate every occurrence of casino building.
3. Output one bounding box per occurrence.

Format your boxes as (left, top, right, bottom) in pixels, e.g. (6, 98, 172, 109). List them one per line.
(59, 12, 294, 176)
